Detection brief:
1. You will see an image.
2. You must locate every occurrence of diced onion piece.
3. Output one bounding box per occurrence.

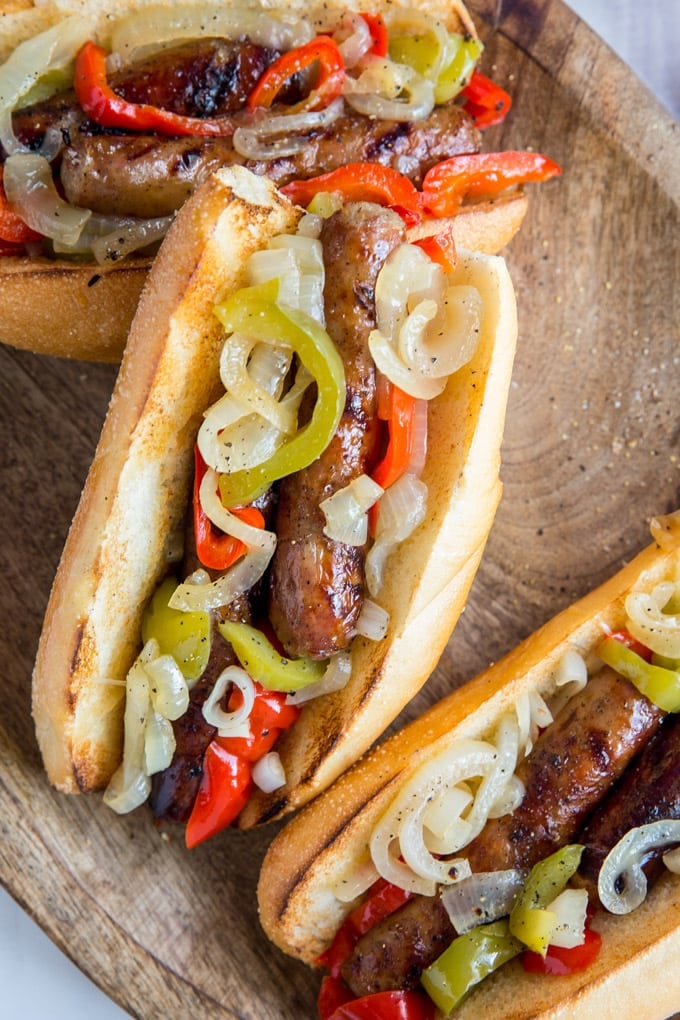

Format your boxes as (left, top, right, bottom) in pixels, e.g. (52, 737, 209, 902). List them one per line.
(331, 858, 381, 903)
(365, 473, 427, 597)
(144, 710, 175, 775)
(3, 154, 91, 246)
(0, 16, 93, 158)
(545, 889, 588, 949)
(598, 820, 680, 914)
(252, 751, 286, 793)
(110, 4, 314, 62)
(343, 56, 435, 122)
(285, 651, 352, 706)
(202, 665, 255, 738)
(625, 582, 680, 659)
(355, 599, 390, 641)
(554, 647, 589, 694)
(233, 99, 343, 161)
(441, 870, 525, 934)
(145, 654, 190, 720)
(320, 474, 384, 546)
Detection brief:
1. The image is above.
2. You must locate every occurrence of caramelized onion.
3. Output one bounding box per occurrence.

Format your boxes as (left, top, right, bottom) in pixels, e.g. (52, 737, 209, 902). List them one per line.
(599, 820, 680, 914)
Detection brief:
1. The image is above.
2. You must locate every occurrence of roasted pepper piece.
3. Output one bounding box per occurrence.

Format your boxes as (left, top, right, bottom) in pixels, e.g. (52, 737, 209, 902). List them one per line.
(509, 844, 584, 955)
(597, 635, 680, 712)
(141, 577, 210, 682)
(218, 620, 326, 692)
(214, 278, 345, 506)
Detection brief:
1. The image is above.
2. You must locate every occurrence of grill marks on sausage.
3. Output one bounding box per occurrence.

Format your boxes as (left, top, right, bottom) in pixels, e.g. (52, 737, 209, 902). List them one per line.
(577, 712, 680, 899)
(342, 668, 666, 997)
(267, 203, 406, 660)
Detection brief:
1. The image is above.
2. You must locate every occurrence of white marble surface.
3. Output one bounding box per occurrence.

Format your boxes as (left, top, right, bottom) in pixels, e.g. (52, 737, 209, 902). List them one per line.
(1, 3, 677, 1018)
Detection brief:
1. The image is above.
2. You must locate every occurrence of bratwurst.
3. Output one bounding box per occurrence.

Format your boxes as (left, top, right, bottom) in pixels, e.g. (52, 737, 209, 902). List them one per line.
(342, 667, 666, 996)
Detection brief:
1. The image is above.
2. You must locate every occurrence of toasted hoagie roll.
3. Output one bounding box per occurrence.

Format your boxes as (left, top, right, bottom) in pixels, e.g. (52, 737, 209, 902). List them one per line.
(32, 159, 520, 847)
(258, 510, 680, 1019)
(1, 0, 557, 361)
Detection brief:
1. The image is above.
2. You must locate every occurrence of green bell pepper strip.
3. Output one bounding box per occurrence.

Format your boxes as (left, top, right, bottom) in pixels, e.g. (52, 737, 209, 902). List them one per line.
(213, 278, 345, 507)
(421, 920, 523, 1014)
(218, 620, 326, 693)
(141, 576, 211, 682)
(597, 635, 680, 712)
(434, 36, 483, 105)
(509, 845, 583, 955)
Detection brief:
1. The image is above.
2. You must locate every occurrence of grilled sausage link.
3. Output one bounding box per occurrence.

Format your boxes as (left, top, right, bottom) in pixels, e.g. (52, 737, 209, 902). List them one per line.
(577, 712, 680, 900)
(267, 203, 406, 660)
(9, 38, 279, 155)
(58, 104, 480, 218)
(342, 667, 666, 996)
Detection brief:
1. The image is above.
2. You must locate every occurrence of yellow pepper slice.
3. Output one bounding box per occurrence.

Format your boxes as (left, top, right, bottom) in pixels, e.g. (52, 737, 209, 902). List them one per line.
(509, 845, 583, 955)
(597, 635, 680, 712)
(218, 620, 325, 692)
(214, 278, 345, 506)
(141, 576, 211, 682)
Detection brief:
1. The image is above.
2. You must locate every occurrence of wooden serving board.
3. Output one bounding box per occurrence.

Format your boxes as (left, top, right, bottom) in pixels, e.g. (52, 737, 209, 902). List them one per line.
(1, 1, 678, 1017)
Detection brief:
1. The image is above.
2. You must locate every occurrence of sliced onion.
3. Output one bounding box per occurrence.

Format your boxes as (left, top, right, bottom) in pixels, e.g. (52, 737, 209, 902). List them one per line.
(354, 599, 390, 641)
(343, 56, 435, 122)
(145, 654, 190, 720)
(333, 12, 373, 69)
(370, 713, 523, 895)
(249, 232, 325, 322)
(233, 99, 344, 161)
(144, 710, 176, 775)
(598, 820, 680, 914)
(252, 751, 286, 793)
(220, 334, 299, 434)
(369, 330, 445, 400)
(441, 869, 525, 934)
(0, 16, 92, 158)
(370, 738, 500, 896)
(3, 153, 91, 246)
(487, 774, 525, 820)
(52, 212, 173, 262)
(103, 643, 155, 814)
(663, 847, 680, 873)
(110, 4, 314, 63)
(365, 473, 427, 597)
(171, 544, 274, 612)
(422, 784, 473, 855)
(285, 651, 352, 706)
(321, 474, 384, 546)
(625, 582, 680, 658)
(202, 665, 255, 737)
(546, 888, 588, 948)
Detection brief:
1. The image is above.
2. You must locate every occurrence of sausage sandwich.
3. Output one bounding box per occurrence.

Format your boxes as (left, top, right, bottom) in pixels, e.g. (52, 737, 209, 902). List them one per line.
(2, 0, 551, 360)
(32, 156, 529, 846)
(259, 510, 680, 1019)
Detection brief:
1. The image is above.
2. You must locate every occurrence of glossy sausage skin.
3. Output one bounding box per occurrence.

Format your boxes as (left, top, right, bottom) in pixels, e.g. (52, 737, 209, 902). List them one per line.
(268, 203, 406, 660)
(342, 668, 665, 996)
(58, 104, 480, 218)
(577, 712, 680, 900)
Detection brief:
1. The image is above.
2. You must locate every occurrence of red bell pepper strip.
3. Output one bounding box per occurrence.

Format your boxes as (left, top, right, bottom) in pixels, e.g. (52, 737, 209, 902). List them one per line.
(185, 742, 252, 848)
(282, 163, 423, 227)
(420, 151, 562, 219)
(325, 990, 436, 1020)
(193, 446, 265, 571)
(461, 70, 512, 129)
(521, 925, 602, 976)
(412, 227, 457, 273)
(0, 166, 42, 245)
(359, 12, 389, 58)
(74, 41, 237, 137)
(371, 382, 418, 491)
(318, 976, 356, 1019)
(218, 682, 300, 762)
(247, 36, 345, 114)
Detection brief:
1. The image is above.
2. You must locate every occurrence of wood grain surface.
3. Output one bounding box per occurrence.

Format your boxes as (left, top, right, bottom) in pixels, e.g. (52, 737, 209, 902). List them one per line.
(1, 1, 679, 1017)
